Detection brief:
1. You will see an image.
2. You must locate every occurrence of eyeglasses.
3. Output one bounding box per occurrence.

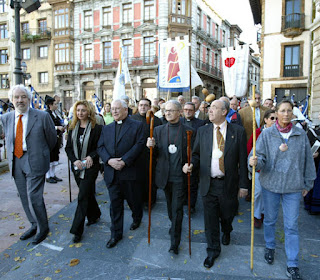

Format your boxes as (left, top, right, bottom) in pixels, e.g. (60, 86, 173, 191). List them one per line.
(164, 109, 179, 114)
(270, 117, 277, 120)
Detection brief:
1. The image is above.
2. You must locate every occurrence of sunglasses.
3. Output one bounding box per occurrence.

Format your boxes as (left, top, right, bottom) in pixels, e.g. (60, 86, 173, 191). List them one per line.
(270, 117, 277, 120)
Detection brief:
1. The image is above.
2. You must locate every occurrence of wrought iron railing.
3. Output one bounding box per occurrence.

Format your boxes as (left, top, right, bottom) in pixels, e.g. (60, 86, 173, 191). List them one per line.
(283, 65, 300, 77)
(195, 60, 222, 78)
(282, 13, 305, 30)
(21, 28, 52, 42)
(169, 14, 192, 25)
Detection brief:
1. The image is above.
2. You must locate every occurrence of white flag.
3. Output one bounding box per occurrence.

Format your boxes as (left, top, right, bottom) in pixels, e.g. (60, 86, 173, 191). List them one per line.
(113, 46, 132, 101)
(221, 45, 249, 98)
(191, 65, 203, 89)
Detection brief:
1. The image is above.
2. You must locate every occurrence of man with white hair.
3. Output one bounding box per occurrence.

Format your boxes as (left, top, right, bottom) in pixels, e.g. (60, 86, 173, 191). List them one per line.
(120, 95, 133, 116)
(97, 99, 145, 249)
(0, 84, 57, 244)
(192, 95, 208, 120)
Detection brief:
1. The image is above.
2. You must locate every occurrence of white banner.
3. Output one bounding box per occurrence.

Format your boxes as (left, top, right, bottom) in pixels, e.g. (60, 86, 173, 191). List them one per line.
(221, 45, 249, 98)
(158, 36, 190, 90)
(191, 64, 203, 89)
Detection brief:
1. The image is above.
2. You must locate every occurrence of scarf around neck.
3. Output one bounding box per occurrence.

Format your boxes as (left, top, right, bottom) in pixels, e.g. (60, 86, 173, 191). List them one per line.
(275, 120, 292, 133)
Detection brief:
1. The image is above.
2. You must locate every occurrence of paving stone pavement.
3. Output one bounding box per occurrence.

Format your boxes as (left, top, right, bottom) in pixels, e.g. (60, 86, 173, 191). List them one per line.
(0, 171, 319, 280)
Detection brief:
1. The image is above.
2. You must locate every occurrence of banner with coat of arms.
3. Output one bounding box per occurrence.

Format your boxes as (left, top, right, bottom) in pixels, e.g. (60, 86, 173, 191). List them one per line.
(221, 45, 249, 98)
(158, 36, 190, 92)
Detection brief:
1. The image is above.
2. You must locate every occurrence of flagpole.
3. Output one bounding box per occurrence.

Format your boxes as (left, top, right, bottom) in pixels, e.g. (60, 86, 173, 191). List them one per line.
(189, 29, 192, 101)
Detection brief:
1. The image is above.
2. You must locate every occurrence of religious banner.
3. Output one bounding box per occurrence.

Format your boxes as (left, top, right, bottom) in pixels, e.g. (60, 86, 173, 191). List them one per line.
(221, 44, 249, 98)
(158, 36, 190, 92)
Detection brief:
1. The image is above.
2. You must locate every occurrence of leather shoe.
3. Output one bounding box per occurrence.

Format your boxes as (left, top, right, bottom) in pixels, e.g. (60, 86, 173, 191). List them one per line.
(106, 237, 122, 248)
(73, 235, 82, 243)
(204, 256, 216, 268)
(222, 233, 230, 245)
(46, 177, 57, 184)
(168, 245, 179, 255)
(53, 176, 62, 182)
(32, 228, 49, 244)
(20, 227, 37, 240)
(130, 221, 141, 231)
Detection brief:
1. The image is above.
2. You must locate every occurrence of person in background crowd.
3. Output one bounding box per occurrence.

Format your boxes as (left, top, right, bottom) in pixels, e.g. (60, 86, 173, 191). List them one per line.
(154, 98, 166, 118)
(229, 97, 239, 111)
(199, 101, 209, 115)
(121, 95, 133, 116)
(152, 98, 159, 107)
(247, 109, 277, 228)
(220, 97, 242, 126)
(183, 99, 248, 268)
(180, 102, 206, 213)
(249, 100, 316, 280)
(147, 100, 195, 255)
(131, 98, 162, 208)
(65, 100, 102, 243)
(97, 100, 145, 249)
(192, 96, 208, 120)
(45, 95, 65, 183)
(102, 102, 114, 125)
(151, 105, 160, 114)
(177, 95, 186, 107)
(263, 98, 274, 109)
(0, 84, 56, 244)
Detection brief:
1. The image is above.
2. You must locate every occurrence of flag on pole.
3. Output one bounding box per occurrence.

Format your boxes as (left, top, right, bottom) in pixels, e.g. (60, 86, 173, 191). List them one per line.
(302, 95, 309, 116)
(0, 103, 3, 115)
(191, 65, 203, 89)
(273, 95, 277, 105)
(221, 45, 249, 98)
(113, 46, 132, 101)
(93, 94, 102, 113)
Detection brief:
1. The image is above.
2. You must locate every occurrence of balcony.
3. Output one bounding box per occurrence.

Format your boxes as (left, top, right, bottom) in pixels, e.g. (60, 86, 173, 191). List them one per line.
(77, 56, 158, 71)
(169, 14, 192, 25)
(168, 14, 192, 35)
(281, 13, 305, 38)
(283, 65, 300, 77)
(196, 60, 223, 79)
(21, 28, 52, 42)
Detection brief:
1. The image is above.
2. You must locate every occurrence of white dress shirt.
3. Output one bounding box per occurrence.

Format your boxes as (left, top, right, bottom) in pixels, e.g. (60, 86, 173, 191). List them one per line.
(195, 110, 200, 118)
(14, 109, 29, 151)
(210, 120, 227, 178)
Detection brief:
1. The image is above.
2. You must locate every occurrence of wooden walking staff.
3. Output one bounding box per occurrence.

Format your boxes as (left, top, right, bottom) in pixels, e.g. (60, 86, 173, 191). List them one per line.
(186, 130, 193, 256)
(146, 110, 154, 244)
(249, 85, 257, 271)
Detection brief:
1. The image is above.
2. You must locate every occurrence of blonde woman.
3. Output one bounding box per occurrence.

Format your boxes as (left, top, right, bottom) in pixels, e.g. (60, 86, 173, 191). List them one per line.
(65, 100, 102, 243)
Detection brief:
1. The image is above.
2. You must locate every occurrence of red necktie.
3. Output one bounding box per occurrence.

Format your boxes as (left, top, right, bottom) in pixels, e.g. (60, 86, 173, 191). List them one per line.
(14, 115, 23, 158)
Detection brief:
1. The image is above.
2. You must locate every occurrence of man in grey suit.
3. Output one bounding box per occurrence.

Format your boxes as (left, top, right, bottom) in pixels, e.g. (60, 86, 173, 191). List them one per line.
(0, 85, 57, 244)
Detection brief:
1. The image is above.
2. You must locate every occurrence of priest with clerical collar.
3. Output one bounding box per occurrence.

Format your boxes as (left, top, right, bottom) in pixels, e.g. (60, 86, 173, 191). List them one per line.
(147, 100, 195, 255)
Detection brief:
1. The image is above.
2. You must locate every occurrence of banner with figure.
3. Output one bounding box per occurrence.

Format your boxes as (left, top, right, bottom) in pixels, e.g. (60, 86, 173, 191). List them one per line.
(113, 46, 133, 101)
(158, 36, 190, 92)
(221, 45, 249, 98)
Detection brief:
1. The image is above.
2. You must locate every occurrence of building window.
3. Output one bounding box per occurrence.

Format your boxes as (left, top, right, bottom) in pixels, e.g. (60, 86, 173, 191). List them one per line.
(196, 43, 201, 61)
(215, 24, 219, 41)
(0, 23, 8, 38)
(214, 53, 218, 68)
(38, 19, 47, 34)
(85, 44, 93, 67)
(22, 48, 31, 60)
(39, 46, 48, 58)
(206, 48, 210, 64)
(0, 74, 9, 88)
(84, 10, 92, 31)
(103, 6, 112, 27)
(172, 0, 186, 15)
(103, 41, 112, 65)
(39, 72, 49, 84)
(284, 45, 300, 77)
(144, 37, 154, 63)
(144, 0, 154, 21)
(54, 8, 69, 36)
(123, 39, 132, 62)
(197, 8, 201, 27)
(55, 43, 69, 63)
(222, 30, 226, 45)
(285, 0, 301, 28)
(0, 49, 7, 64)
(21, 22, 29, 35)
(207, 16, 211, 34)
(0, 0, 7, 13)
(123, 3, 132, 26)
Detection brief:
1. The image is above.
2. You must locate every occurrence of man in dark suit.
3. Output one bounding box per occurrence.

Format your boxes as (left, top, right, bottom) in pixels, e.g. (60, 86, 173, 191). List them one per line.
(180, 102, 206, 213)
(192, 95, 208, 121)
(97, 99, 145, 249)
(147, 100, 194, 255)
(183, 99, 248, 268)
(131, 98, 162, 208)
(0, 84, 57, 244)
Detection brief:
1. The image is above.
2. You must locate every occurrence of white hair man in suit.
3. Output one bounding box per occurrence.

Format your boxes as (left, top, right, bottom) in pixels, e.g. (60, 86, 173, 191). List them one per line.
(0, 84, 57, 244)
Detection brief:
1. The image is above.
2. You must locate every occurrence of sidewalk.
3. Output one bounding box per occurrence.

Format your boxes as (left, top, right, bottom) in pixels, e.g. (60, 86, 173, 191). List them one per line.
(0, 153, 320, 279)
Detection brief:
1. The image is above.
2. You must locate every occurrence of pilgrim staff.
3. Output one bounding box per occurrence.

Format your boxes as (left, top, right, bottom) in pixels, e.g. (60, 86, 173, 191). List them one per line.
(146, 110, 154, 244)
(186, 130, 193, 256)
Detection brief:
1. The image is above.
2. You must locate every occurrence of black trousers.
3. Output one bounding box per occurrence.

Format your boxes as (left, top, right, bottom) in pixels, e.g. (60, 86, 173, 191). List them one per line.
(70, 168, 101, 236)
(108, 176, 143, 239)
(202, 178, 238, 257)
(164, 181, 186, 247)
(190, 175, 199, 208)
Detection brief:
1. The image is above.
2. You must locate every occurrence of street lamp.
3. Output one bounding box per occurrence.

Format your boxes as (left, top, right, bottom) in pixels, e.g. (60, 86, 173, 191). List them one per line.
(21, 61, 31, 85)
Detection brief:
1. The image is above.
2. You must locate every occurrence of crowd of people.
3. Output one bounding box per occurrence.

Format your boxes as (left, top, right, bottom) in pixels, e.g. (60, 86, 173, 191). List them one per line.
(1, 84, 319, 280)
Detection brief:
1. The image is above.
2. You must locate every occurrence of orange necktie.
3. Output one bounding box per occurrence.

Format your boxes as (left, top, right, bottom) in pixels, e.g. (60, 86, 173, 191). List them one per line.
(14, 114, 23, 158)
(216, 126, 225, 173)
